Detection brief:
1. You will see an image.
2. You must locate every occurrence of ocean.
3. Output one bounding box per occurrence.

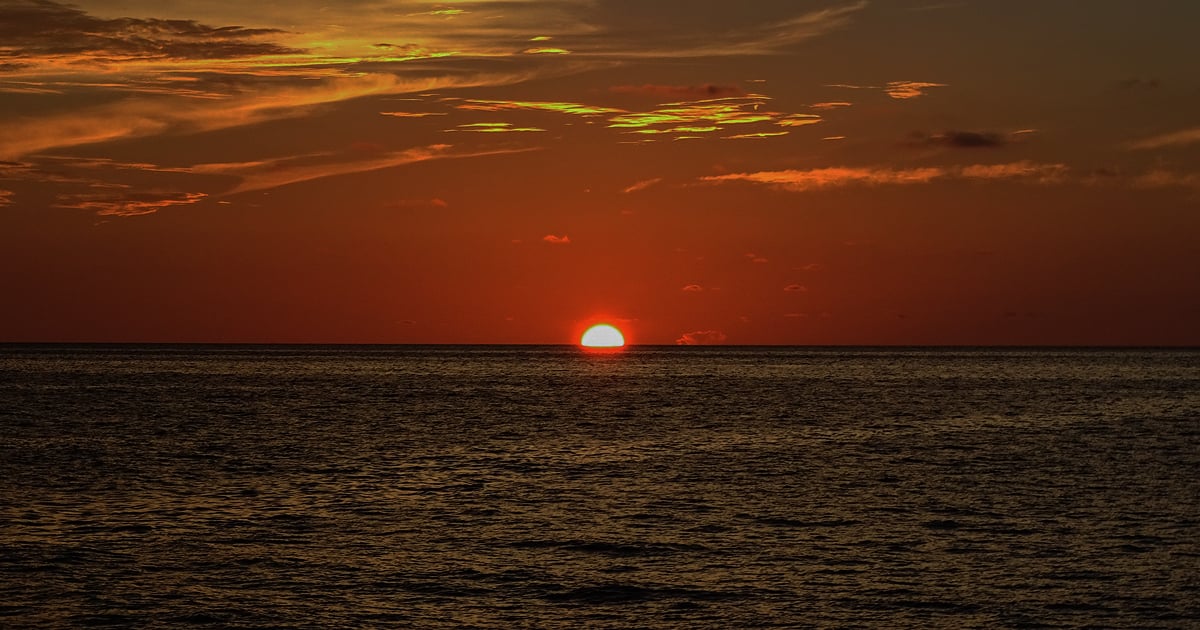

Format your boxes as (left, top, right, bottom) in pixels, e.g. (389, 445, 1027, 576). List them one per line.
(1, 345, 1198, 627)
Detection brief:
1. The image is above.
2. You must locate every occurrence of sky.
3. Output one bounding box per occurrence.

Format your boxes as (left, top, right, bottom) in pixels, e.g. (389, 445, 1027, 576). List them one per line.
(1, 0, 1198, 345)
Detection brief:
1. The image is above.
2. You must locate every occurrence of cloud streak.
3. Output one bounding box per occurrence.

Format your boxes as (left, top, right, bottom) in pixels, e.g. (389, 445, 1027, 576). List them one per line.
(192, 144, 537, 196)
(700, 161, 1070, 191)
(675, 330, 727, 345)
(1128, 127, 1200, 150)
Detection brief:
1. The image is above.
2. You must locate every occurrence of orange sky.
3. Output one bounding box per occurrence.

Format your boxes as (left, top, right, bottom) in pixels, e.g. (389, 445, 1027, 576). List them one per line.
(1, 0, 1198, 344)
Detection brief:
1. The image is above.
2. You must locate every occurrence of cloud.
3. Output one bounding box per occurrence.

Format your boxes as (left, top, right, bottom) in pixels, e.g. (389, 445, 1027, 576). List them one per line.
(681, 284, 705, 292)
(784, 284, 808, 292)
(958, 161, 1068, 182)
(910, 130, 1007, 148)
(0, 0, 300, 69)
(745, 253, 769, 263)
(1128, 126, 1200, 150)
(380, 111, 447, 118)
(0, 68, 558, 159)
(827, 81, 946, 99)
(702, 166, 946, 191)
(1131, 170, 1200, 190)
(622, 178, 663, 193)
(0, 189, 13, 207)
(611, 84, 746, 99)
(607, 95, 818, 137)
(543, 234, 571, 245)
(675, 330, 728, 345)
(53, 190, 207, 217)
(885, 81, 947, 99)
(456, 99, 622, 116)
(448, 122, 546, 133)
(724, 131, 789, 140)
(700, 161, 1071, 191)
(191, 144, 536, 196)
(385, 198, 449, 210)
(810, 101, 853, 109)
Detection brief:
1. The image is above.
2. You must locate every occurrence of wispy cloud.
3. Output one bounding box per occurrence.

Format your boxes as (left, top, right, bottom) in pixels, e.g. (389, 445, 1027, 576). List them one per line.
(701, 161, 1070, 191)
(53, 190, 207, 217)
(1128, 126, 1200, 150)
(1131, 169, 1200, 190)
(0, 70, 555, 160)
(380, 111, 447, 118)
(681, 284, 705, 292)
(456, 99, 622, 116)
(623, 178, 663, 193)
(827, 80, 947, 99)
(192, 144, 535, 196)
(885, 81, 947, 99)
(724, 131, 789, 140)
(675, 330, 727, 345)
(0, 189, 13, 207)
(448, 122, 547, 133)
(611, 84, 746, 99)
(543, 234, 571, 245)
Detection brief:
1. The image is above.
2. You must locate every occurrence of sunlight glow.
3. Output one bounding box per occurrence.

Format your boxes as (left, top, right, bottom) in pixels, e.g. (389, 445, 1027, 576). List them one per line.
(580, 324, 625, 348)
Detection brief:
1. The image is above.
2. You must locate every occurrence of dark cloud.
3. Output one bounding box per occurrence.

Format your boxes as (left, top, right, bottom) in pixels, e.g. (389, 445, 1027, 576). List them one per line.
(0, 0, 301, 69)
(675, 330, 727, 345)
(611, 84, 746, 99)
(909, 130, 1007, 149)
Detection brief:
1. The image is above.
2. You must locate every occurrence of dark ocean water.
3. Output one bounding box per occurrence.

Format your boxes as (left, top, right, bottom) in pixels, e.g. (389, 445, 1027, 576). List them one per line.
(1, 345, 1198, 628)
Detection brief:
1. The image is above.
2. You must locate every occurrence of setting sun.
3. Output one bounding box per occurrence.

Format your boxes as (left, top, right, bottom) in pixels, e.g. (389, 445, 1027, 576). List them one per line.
(580, 324, 625, 348)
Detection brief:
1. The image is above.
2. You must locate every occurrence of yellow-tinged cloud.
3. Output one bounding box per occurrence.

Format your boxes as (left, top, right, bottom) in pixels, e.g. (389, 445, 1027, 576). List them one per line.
(607, 96, 797, 135)
(701, 161, 1070, 191)
(448, 122, 546, 133)
(456, 99, 623, 116)
(380, 111, 447, 118)
(523, 48, 570, 55)
(826, 81, 946, 99)
(885, 81, 947, 99)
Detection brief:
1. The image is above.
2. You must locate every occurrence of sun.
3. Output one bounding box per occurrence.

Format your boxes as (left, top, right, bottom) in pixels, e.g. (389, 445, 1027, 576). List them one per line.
(580, 324, 625, 349)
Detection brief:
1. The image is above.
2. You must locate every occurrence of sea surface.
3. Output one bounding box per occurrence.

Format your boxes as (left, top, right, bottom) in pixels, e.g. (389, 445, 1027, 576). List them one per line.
(1, 345, 1198, 628)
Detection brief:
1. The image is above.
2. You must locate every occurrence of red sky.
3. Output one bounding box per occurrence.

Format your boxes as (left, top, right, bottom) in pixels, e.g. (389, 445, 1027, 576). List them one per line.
(1, 0, 1198, 344)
